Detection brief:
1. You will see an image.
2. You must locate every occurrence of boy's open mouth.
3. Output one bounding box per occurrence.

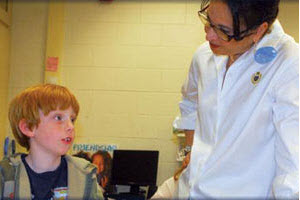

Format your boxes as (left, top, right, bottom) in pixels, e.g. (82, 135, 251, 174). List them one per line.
(62, 137, 72, 143)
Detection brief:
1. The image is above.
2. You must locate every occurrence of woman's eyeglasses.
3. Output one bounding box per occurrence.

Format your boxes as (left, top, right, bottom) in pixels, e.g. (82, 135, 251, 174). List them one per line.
(198, 5, 256, 42)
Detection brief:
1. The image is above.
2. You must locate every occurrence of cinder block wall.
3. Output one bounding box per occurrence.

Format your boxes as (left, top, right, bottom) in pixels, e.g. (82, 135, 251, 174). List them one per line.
(62, 0, 205, 184)
(8, 0, 299, 185)
(8, 1, 48, 100)
(0, 10, 11, 157)
(7, 1, 48, 155)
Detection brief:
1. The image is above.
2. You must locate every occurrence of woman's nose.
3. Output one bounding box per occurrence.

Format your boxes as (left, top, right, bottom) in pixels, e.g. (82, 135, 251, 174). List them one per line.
(205, 25, 218, 41)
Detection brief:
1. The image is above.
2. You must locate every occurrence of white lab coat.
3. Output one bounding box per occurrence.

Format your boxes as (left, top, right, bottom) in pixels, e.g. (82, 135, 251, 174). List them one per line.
(151, 177, 178, 199)
(174, 20, 299, 199)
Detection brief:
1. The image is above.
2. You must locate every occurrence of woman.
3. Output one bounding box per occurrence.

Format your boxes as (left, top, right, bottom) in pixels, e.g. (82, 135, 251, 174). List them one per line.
(174, 0, 298, 199)
(92, 150, 113, 193)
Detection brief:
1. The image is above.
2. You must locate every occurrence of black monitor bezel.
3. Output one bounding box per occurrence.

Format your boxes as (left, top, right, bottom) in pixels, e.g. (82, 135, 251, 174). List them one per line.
(110, 149, 159, 187)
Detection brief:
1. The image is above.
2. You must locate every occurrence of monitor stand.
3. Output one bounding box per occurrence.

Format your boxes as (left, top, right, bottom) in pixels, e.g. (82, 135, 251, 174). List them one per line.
(107, 185, 145, 200)
(129, 185, 140, 195)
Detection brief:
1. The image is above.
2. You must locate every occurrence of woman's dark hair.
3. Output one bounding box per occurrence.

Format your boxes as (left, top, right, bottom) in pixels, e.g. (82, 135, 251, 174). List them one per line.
(92, 150, 112, 177)
(92, 150, 115, 193)
(201, 0, 280, 37)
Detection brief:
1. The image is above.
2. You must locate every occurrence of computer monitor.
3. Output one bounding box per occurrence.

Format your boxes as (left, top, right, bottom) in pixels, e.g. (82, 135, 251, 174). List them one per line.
(111, 150, 159, 194)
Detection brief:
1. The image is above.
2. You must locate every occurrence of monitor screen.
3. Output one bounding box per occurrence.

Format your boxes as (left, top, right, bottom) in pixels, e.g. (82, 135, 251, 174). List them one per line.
(111, 150, 159, 187)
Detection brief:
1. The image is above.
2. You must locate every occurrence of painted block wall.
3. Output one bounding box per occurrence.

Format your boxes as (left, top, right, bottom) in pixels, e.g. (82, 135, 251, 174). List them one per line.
(7, 1, 48, 154)
(62, 0, 205, 184)
(7, 0, 299, 185)
(0, 19, 11, 157)
(8, 1, 48, 99)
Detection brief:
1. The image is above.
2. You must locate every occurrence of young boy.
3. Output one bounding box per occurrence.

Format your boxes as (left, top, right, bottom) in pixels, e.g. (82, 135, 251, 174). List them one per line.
(0, 84, 103, 200)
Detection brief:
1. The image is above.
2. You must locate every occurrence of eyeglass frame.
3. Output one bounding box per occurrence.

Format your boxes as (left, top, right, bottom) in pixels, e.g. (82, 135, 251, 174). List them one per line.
(198, 5, 257, 42)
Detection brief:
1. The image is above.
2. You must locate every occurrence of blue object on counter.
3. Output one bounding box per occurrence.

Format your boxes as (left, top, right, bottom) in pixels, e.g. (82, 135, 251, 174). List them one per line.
(4, 137, 9, 157)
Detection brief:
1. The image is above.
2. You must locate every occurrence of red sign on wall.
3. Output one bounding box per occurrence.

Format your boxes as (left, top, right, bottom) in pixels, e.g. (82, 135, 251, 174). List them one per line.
(46, 57, 59, 72)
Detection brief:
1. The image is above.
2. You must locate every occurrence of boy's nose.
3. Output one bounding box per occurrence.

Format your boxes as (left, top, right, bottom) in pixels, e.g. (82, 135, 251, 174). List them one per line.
(66, 119, 74, 132)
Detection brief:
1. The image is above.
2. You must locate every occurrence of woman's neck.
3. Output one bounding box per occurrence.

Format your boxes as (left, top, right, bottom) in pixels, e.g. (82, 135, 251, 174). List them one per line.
(227, 53, 242, 69)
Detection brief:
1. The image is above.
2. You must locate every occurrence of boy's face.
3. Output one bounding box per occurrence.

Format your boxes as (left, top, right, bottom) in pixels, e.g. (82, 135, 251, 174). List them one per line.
(30, 107, 77, 157)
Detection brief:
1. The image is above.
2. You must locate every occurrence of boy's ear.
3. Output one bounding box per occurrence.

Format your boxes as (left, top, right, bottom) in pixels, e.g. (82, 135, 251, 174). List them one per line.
(19, 119, 35, 138)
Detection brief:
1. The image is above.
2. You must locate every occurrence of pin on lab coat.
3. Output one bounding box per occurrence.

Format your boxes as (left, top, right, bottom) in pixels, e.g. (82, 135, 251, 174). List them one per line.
(174, 20, 299, 199)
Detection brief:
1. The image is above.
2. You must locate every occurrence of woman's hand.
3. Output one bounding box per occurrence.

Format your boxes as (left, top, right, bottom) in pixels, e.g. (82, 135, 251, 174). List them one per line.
(182, 152, 190, 168)
(173, 152, 191, 181)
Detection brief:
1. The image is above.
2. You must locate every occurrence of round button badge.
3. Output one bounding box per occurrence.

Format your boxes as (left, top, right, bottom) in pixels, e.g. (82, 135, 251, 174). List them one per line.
(254, 46, 277, 64)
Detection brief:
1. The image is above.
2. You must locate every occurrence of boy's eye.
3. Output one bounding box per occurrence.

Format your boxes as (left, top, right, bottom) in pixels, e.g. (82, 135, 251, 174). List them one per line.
(55, 115, 62, 121)
(71, 117, 76, 124)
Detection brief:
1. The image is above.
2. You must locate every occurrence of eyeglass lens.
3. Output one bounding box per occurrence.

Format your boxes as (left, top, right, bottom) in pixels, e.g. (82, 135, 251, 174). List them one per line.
(198, 12, 230, 41)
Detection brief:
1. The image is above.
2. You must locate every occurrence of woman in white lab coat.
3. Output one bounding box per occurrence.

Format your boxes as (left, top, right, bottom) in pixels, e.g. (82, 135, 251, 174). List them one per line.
(174, 0, 298, 199)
